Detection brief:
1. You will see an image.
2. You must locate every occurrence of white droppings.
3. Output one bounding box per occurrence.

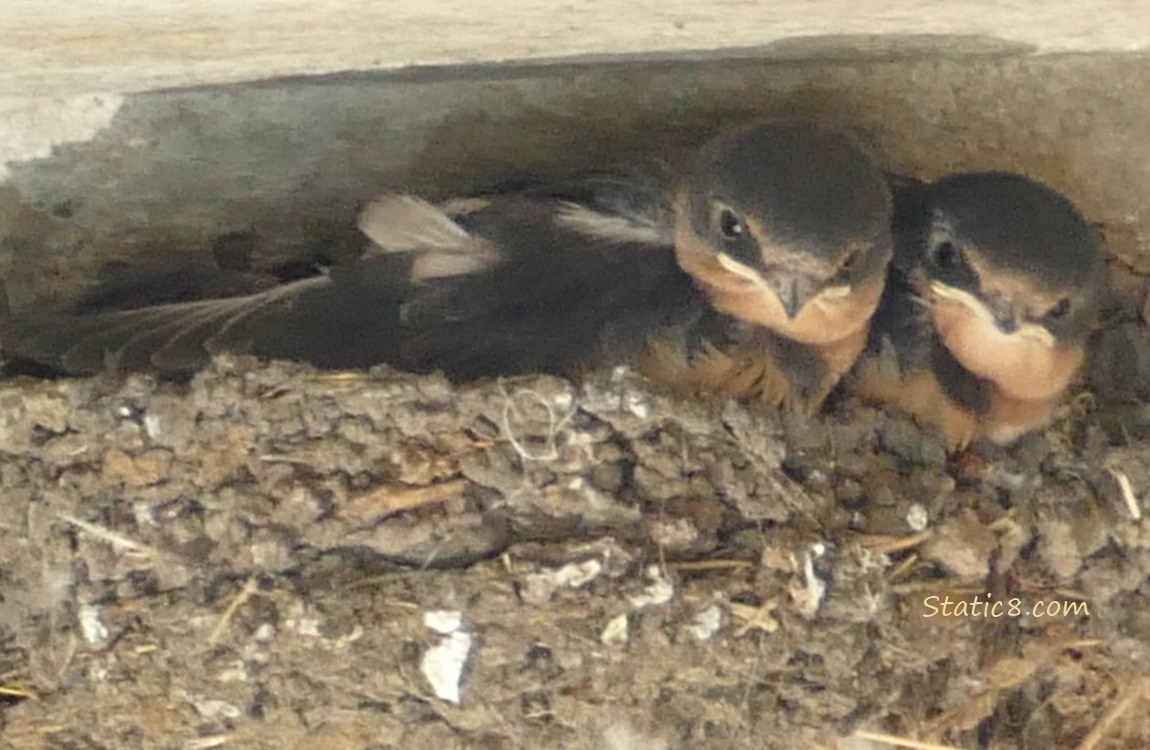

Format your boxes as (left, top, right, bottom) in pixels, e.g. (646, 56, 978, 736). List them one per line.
(906, 503, 930, 532)
(297, 618, 322, 637)
(424, 609, 464, 634)
(521, 558, 604, 603)
(648, 517, 699, 548)
(601, 613, 630, 645)
(215, 662, 249, 683)
(610, 365, 632, 381)
(555, 559, 603, 587)
(132, 501, 156, 528)
(143, 413, 165, 441)
(78, 603, 109, 645)
(551, 390, 575, 411)
(624, 391, 651, 419)
(628, 566, 674, 609)
(685, 604, 724, 641)
(190, 697, 242, 720)
(420, 610, 473, 703)
(287, 612, 322, 638)
(790, 544, 829, 619)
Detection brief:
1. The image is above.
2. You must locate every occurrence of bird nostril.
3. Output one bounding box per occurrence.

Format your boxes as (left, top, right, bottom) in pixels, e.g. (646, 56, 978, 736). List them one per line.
(985, 297, 1021, 334)
(996, 314, 1018, 333)
(789, 279, 801, 315)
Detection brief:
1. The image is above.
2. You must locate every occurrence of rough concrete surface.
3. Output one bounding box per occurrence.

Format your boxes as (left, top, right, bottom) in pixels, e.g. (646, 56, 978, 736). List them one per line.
(5, 47, 1150, 311)
(3, 1, 1148, 97)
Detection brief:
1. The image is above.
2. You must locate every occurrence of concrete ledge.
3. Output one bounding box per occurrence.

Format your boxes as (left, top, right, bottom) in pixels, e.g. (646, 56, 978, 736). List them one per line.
(2, 4, 1149, 309)
(4, 1, 1148, 97)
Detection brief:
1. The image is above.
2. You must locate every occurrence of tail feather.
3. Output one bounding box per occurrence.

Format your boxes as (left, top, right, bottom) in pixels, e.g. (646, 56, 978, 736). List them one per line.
(6, 275, 334, 375)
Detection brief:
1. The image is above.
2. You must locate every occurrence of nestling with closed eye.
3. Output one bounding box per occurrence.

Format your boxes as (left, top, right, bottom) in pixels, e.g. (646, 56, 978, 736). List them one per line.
(1, 121, 893, 415)
(852, 171, 1108, 450)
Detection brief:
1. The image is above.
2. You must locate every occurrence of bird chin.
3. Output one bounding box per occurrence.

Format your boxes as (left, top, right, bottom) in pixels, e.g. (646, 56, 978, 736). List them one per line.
(931, 298, 1081, 402)
(676, 230, 883, 347)
(712, 286, 875, 346)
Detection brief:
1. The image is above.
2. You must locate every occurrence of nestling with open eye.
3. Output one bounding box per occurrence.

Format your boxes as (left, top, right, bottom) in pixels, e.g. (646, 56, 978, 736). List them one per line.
(646, 121, 892, 412)
(1, 121, 892, 416)
(852, 171, 1108, 450)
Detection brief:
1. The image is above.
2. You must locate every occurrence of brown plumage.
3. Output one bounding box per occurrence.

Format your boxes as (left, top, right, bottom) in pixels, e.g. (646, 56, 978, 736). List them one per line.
(853, 171, 1108, 450)
(2, 121, 894, 416)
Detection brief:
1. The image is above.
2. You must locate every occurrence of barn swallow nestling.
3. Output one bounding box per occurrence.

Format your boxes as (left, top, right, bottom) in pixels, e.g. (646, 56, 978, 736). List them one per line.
(644, 122, 892, 411)
(0, 121, 892, 413)
(852, 172, 1108, 450)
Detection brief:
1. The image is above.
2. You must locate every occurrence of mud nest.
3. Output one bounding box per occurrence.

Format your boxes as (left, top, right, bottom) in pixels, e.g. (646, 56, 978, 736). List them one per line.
(1, 353, 1149, 749)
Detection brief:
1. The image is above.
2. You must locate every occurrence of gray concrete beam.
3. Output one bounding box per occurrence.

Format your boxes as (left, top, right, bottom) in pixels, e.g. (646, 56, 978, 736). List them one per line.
(1, 4, 1148, 307)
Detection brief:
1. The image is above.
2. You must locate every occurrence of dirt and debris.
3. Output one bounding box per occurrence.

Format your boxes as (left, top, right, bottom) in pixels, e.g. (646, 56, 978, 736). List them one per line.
(1, 351, 1150, 750)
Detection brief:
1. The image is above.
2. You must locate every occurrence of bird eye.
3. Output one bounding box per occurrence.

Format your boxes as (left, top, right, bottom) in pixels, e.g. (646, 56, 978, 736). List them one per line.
(712, 204, 744, 240)
(934, 240, 959, 270)
(1046, 297, 1072, 320)
(838, 244, 862, 275)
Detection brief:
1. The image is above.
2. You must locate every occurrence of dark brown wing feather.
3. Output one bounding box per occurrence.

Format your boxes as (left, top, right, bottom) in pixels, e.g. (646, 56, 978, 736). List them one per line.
(3, 177, 701, 379)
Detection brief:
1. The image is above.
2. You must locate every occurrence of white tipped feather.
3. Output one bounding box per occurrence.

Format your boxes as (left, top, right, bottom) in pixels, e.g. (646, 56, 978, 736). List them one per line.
(359, 193, 500, 281)
(554, 202, 669, 246)
(358, 194, 472, 253)
(409, 253, 493, 283)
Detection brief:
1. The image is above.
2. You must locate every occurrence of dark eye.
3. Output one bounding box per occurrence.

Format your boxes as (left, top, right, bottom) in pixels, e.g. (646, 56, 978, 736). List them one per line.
(1046, 297, 1072, 320)
(838, 244, 862, 275)
(934, 240, 959, 269)
(717, 207, 744, 240)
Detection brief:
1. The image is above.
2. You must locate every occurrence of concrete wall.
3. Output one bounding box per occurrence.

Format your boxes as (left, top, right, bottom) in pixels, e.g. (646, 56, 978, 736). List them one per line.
(2, 2, 1149, 308)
